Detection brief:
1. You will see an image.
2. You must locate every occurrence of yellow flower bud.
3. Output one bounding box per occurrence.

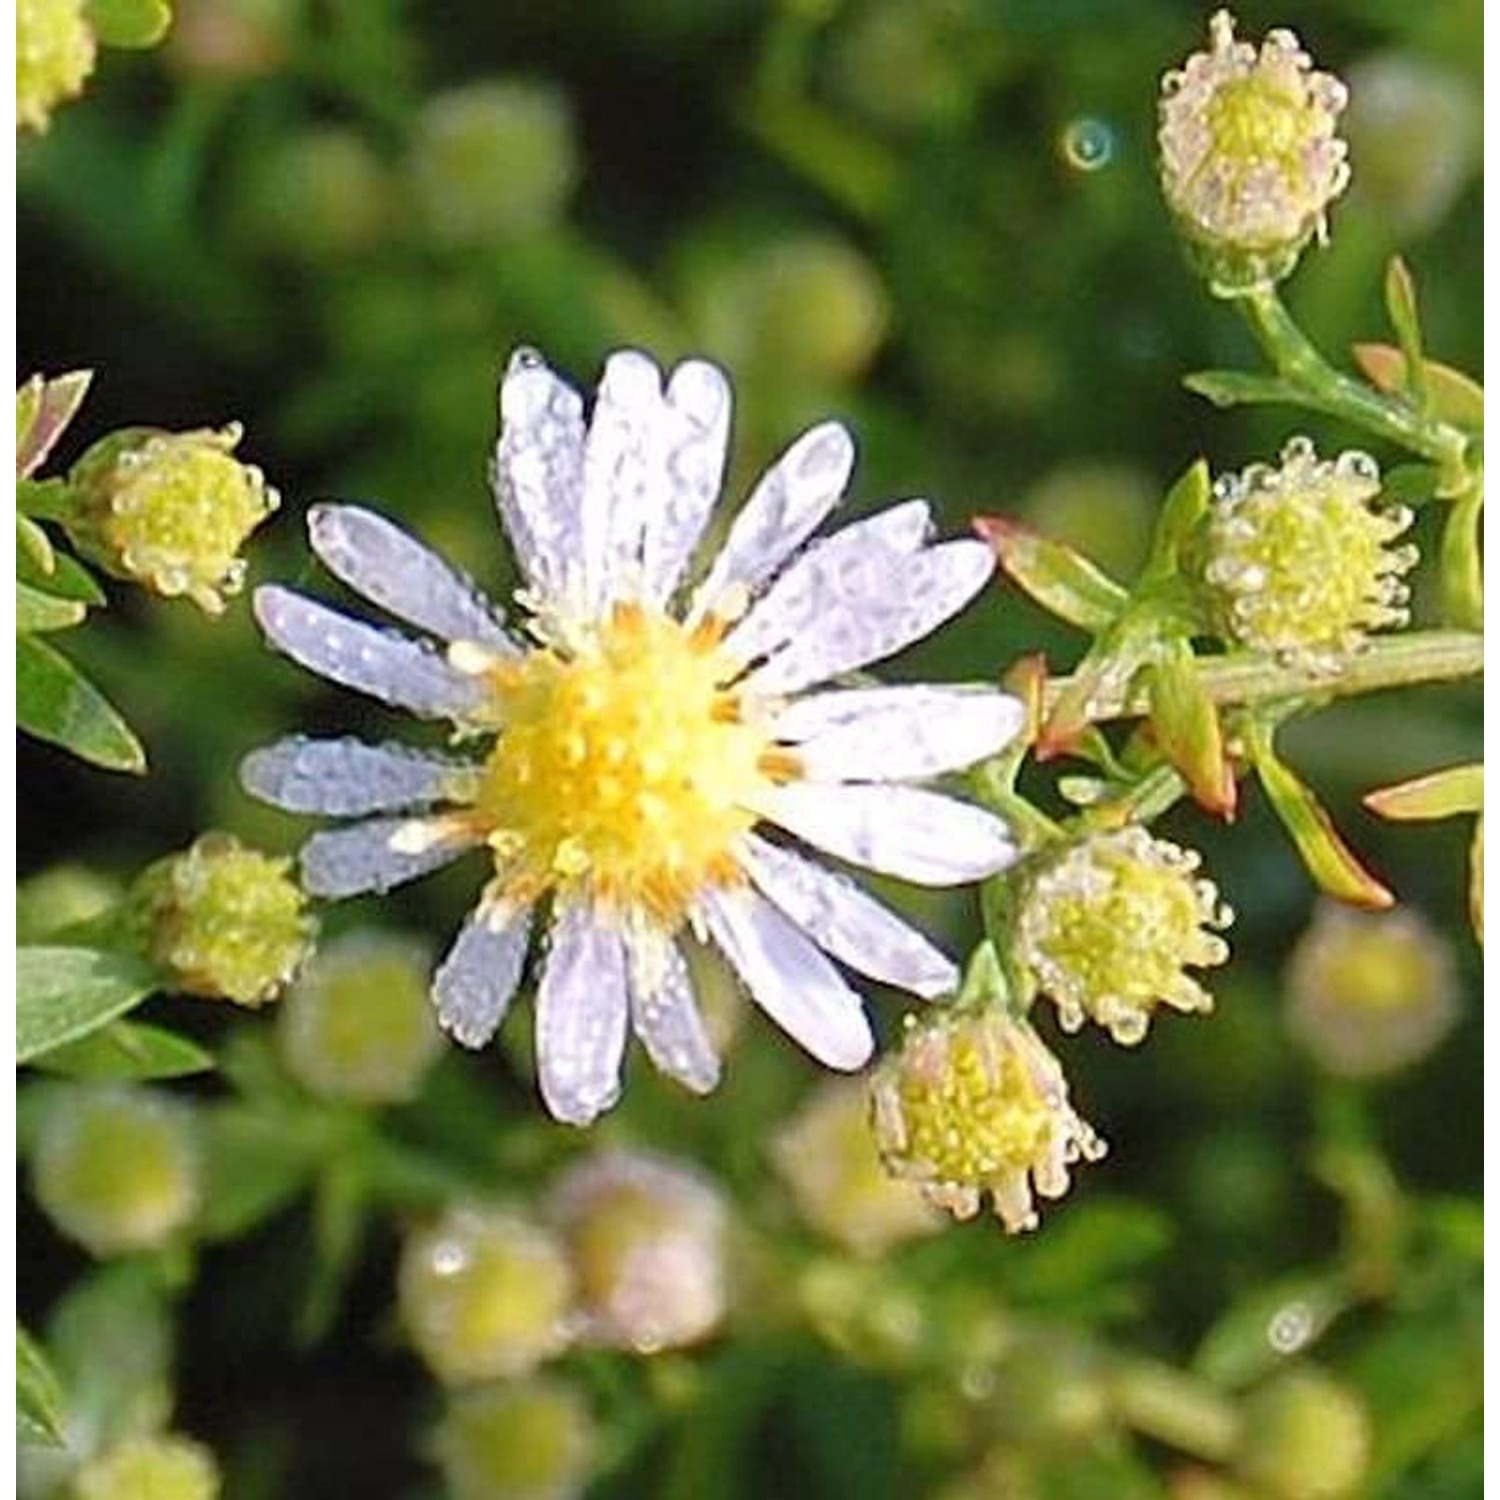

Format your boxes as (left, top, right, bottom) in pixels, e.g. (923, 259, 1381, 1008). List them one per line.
(1192, 438, 1416, 671)
(398, 1205, 575, 1384)
(546, 1148, 728, 1353)
(871, 1008, 1104, 1233)
(133, 833, 315, 1007)
(1234, 1367, 1371, 1500)
(68, 425, 279, 614)
(1158, 10, 1350, 293)
(1014, 827, 1231, 1045)
(16, 0, 96, 134)
(771, 1078, 942, 1258)
(33, 1087, 200, 1256)
(72, 1433, 220, 1500)
(1285, 902, 1459, 1078)
(278, 932, 441, 1104)
(434, 1378, 597, 1500)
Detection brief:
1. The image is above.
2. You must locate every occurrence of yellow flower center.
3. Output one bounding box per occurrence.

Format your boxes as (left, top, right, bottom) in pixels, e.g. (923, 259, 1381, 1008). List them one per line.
(1207, 74, 1316, 183)
(473, 603, 788, 926)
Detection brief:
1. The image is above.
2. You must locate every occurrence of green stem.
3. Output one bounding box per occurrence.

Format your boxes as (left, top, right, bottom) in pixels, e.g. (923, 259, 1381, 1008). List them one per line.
(1240, 286, 1469, 474)
(1110, 1358, 1243, 1462)
(1439, 470, 1484, 629)
(1042, 629, 1482, 728)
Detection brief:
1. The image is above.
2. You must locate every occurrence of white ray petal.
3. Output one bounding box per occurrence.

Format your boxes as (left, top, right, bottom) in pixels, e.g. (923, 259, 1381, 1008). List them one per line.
(582, 349, 665, 608)
(739, 834, 958, 999)
(639, 359, 732, 603)
(433, 896, 533, 1049)
(253, 586, 484, 721)
(625, 929, 721, 1095)
(306, 503, 513, 649)
(299, 815, 478, 898)
(535, 900, 630, 1126)
(693, 421, 855, 614)
(492, 346, 587, 602)
(743, 539, 995, 696)
(697, 885, 873, 1071)
(773, 686, 1026, 782)
(753, 782, 1017, 886)
(721, 500, 932, 669)
(240, 736, 477, 817)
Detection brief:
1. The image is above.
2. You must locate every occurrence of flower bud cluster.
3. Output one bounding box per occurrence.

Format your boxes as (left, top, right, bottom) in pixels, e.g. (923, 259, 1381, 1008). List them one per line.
(17, 0, 96, 133)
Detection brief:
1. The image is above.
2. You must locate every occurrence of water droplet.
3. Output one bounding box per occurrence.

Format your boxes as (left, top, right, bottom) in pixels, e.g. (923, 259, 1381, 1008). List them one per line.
(1059, 118, 1116, 172)
(1268, 1300, 1314, 1353)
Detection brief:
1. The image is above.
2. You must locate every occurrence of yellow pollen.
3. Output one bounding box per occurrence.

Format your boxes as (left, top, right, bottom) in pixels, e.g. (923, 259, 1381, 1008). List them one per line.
(1207, 76, 1315, 178)
(473, 604, 773, 925)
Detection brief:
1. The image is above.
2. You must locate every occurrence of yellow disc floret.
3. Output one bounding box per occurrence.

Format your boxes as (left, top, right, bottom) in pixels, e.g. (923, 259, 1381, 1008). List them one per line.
(471, 604, 781, 925)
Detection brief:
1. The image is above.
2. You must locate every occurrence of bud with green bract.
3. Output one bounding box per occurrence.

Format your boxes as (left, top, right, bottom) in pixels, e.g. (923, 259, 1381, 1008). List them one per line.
(433, 1378, 597, 1500)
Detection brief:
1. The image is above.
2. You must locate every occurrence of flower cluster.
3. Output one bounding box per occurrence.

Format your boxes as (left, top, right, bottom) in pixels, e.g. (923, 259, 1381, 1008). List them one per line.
(16, 0, 96, 133)
(243, 345, 1024, 1126)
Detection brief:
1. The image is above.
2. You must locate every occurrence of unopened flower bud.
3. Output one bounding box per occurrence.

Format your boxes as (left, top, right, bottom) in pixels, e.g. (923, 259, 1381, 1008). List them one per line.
(871, 1008, 1104, 1233)
(67, 425, 279, 614)
(1158, 10, 1350, 293)
(72, 1433, 221, 1500)
(398, 1205, 574, 1384)
(771, 1078, 942, 1258)
(1285, 902, 1459, 1078)
(16, 0, 96, 134)
(434, 1378, 597, 1500)
(1014, 827, 1231, 1045)
(33, 1087, 200, 1256)
(1234, 1367, 1371, 1500)
(1191, 438, 1416, 670)
(132, 834, 315, 1006)
(547, 1148, 728, 1353)
(407, 81, 578, 248)
(278, 932, 441, 1103)
(245, 127, 392, 262)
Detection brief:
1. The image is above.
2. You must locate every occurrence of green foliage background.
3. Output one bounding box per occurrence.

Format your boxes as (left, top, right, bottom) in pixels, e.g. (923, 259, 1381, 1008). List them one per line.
(18, 0, 1482, 1495)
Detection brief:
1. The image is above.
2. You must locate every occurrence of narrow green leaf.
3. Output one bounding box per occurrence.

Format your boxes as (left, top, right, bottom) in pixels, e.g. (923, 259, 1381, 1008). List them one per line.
(15, 478, 78, 521)
(16, 516, 54, 575)
(16, 947, 161, 1063)
(16, 583, 86, 634)
(1145, 645, 1235, 816)
(1144, 459, 1212, 581)
(29, 1020, 214, 1082)
(85, 0, 172, 48)
(1183, 369, 1298, 409)
(1364, 763, 1483, 822)
(973, 515, 1128, 632)
(1251, 729, 1394, 909)
(17, 545, 105, 604)
(17, 1324, 67, 1447)
(16, 635, 147, 774)
(1383, 256, 1426, 404)
(1352, 344, 1484, 432)
(16, 371, 92, 480)
(1192, 1273, 1350, 1390)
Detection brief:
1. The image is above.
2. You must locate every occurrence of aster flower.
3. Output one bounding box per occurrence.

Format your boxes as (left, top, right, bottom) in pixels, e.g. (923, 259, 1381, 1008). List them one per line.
(242, 346, 1022, 1125)
(870, 1007, 1103, 1233)
(1158, 10, 1350, 293)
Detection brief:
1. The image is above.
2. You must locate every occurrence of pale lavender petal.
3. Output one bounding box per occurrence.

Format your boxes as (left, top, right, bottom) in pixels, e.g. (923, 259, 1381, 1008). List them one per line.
(693, 421, 855, 612)
(299, 815, 478, 897)
(253, 586, 484, 720)
(492, 346, 587, 602)
(535, 900, 630, 1126)
(697, 885, 873, 1071)
(743, 539, 995, 696)
(773, 686, 1026, 782)
(433, 897, 533, 1048)
(625, 931, 721, 1095)
(752, 782, 1017, 886)
(240, 736, 476, 817)
(739, 834, 958, 999)
(306, 503, 513, 648)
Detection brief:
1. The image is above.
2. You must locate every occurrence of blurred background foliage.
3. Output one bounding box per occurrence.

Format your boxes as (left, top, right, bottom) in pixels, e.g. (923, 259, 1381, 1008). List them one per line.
(18, 0, 1482, 1496)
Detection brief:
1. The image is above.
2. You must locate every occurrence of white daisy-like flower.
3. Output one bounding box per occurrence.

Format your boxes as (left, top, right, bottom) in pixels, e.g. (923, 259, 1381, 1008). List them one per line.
(241, 346, 1024, 1125)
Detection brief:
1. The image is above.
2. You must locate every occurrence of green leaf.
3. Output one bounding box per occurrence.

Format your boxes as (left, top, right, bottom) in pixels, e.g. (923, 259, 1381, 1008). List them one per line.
(85, 0, 172, 48)
(1145, 644, 1235, 816)
(1351, 344, 1485, 433)
(16, 371, 92, 480)
(16, 634, 146, 774)
(16, 516, 54, 575)
(1193, 1273, 1350, 1390)
(16, 582, 86, 634)
(1183, 369, 1299, 408)
(1383, 256, 1426, 404)
(15, 478, 78, 521)
(972, 515, 1128, 632)
(1143, 459, 1212, 583)
(17, 544, 104, 604)
(16, 947, 161, 1063)
(1364, 763, 1483, 822)
(1249, 725, 1395, 909)
(29, 1020, 214, 1081)
(16, 1324, 67, 1447)
(198, 1104, 322, 1241)
(1380, 462, 1443, 508)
